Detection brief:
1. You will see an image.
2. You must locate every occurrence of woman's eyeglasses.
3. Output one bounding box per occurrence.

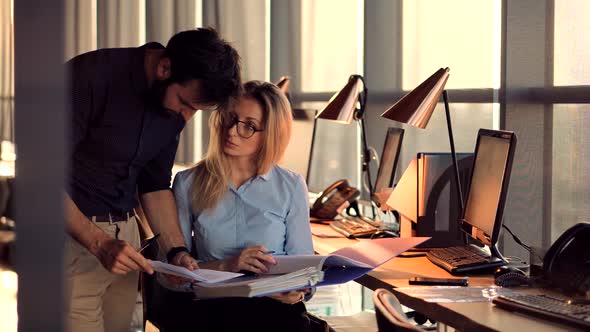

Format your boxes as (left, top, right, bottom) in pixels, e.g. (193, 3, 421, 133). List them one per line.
(223, 114, 264, 139)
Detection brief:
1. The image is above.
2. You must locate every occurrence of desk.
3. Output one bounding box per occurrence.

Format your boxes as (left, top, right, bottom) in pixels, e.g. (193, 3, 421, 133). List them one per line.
(311, 223, 583, 332)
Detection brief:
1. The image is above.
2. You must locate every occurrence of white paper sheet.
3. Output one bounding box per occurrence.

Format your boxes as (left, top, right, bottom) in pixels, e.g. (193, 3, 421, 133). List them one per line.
(148, 260, 243, 283)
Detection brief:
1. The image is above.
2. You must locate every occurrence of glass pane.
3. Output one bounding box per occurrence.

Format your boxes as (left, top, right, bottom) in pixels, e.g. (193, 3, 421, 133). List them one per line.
(408, 103, 495, 154)
(554, 0, 590, 86)
(552, 104, 590, 241)
(301, 0, 363, 92)
(402, 0, 501, 89)
(393, 103, 495, 194)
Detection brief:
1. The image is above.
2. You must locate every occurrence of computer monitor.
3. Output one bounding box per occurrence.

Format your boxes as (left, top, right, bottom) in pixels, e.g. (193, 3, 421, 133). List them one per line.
(279, 109, 317, 182)
(373, 127, 404, 197)
(460, 129, 517, 249)
(306, 118, 357, 194)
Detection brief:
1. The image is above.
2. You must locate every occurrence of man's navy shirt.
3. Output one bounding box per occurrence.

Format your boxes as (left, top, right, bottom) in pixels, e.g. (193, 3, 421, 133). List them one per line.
(67, 43, 186, 217)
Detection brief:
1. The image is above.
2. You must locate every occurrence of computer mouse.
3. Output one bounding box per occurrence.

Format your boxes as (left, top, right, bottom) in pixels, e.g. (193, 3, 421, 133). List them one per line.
(371, 230, 397, 239)
(494, 266, 529, 287)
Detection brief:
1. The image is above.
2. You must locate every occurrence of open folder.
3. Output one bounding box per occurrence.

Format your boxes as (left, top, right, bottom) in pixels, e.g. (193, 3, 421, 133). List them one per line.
(151, 237, 429, 299)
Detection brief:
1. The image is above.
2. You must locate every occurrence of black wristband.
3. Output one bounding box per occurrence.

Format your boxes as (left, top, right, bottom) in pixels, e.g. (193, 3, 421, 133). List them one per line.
(166, 246, 190, 263)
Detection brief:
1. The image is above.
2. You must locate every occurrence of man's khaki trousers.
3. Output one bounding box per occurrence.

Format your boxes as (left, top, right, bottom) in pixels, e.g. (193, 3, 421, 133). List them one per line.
(65, 216, 140, 332)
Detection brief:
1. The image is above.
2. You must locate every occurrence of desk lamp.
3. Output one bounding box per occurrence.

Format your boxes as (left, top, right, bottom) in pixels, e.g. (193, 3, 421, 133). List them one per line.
(381, 67, 464, 214)
(315, 75, 374, 205)
(276, 75, 291, 99)
(276, 76, 308, 115)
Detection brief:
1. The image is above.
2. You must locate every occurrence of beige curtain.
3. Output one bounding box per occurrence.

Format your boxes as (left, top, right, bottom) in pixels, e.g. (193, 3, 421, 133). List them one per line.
(64, 0, 97, 60)
(203, 0, 268, 82)
(97, 0, 145, 48)
(0, 0, 14, 141)
(65, 0, 145, 58)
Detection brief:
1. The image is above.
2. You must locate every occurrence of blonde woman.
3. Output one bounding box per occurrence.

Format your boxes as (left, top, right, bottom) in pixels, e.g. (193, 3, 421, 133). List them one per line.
(160, 81, 314, 332)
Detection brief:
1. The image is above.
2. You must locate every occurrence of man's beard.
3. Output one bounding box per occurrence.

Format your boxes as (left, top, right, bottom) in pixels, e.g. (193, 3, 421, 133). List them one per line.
(149, 78, 169, 109)
(149, 79, 185, 122)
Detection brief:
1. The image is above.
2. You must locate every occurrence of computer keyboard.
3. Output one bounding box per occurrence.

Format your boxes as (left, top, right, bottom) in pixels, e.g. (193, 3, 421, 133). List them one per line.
(493, 294, 590, 329)
(426, 245, 505, 274)
(330, 217, 380, 238)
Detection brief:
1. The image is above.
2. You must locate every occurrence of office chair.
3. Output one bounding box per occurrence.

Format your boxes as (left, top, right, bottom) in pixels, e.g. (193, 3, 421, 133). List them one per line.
(373, 289, 425, 332)
(140, 240, 203, 332)
(140, 241, 165, 331)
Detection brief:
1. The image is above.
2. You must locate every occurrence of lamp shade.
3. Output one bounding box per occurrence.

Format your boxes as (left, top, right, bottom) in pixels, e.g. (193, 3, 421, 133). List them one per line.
(381, 67, 450, 129)
(276, 76, 292, 104)
(276, 76, 290, 93)
(315, 75, 364, 124)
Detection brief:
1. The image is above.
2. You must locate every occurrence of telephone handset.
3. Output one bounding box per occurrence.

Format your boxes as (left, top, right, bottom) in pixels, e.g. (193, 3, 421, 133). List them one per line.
(543, 222, 590, 294)
(310, 179, 360, 220)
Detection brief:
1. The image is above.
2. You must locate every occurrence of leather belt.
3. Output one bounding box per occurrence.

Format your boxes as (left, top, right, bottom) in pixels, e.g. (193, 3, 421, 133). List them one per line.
(93, 211, 135, 223)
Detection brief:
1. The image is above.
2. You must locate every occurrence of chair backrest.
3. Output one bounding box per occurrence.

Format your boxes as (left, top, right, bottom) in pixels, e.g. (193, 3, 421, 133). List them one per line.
(373, 289, 425, 332)
(140, 241, 164, 330)
(140, 240, 196, 331)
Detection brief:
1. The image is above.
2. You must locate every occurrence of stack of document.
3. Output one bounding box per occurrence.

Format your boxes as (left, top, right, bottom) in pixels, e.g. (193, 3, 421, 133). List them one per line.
(194, 267, 324, 299)
(149, 237, 429, 299)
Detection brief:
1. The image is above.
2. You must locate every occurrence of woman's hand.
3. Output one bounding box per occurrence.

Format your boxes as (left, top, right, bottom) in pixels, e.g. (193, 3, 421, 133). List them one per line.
(163, 251, 200, 285)
(222, 245, 277, 273)
(267, 288, 311, 304)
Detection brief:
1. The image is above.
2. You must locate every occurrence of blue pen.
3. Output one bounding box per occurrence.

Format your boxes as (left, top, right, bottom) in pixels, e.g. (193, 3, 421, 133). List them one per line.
(262, 250, 275, 255)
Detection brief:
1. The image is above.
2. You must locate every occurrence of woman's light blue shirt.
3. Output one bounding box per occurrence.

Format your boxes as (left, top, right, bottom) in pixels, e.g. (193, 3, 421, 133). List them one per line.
(173, 165, 314, 262)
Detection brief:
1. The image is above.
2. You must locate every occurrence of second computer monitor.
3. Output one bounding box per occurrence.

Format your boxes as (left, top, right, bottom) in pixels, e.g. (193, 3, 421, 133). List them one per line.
(279, 109, 317, 182)
(461, 129, 517, 247)
(373, 127, 405, 195)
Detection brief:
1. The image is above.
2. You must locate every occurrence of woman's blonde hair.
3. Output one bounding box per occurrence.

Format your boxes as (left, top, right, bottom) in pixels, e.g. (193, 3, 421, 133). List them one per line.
(190, 80, 293, 212)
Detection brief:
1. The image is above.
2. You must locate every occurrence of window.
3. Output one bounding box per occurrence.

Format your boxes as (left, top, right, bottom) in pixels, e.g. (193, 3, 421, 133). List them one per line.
(301, 0, 363, 92)
(412, 103, 496, 154)
(552, 104, 590, 241)
(554, 0, 590, 86)
(299, 0, 364, 192)
(551, 1, 590, 240)
(402, 0, 501, 90)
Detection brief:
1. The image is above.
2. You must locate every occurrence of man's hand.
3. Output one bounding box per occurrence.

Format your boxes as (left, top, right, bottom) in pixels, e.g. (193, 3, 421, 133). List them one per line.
(93, 238, 154, 275)
(267, 288, 310, 304)
(221, 246, 277, 273)
(64, 192, 154, 275)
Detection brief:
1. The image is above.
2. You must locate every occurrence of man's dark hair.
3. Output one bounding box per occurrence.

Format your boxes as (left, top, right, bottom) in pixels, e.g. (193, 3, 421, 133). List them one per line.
(164, 27, 242, 110)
